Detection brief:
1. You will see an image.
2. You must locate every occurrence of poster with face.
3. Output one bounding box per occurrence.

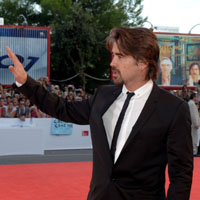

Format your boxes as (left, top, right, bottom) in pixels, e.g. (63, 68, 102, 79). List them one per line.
(156, 33, 200, 86)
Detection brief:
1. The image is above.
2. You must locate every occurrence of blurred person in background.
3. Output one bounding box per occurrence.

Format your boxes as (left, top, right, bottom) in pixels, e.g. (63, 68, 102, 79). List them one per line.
(176, 90, 182, 98)
(1, 86, 11, 98)
(5, 96, 12, 106)
(4, 101, 16, 118)
(52, 84, 60, 95)
(0, 97, 6, 108)
(182, 85, 190, 102)
(0, 84, 3, 97)
(196, 80, 200, 103)
(0, 92, 6, 101)
(83, 93, 90, 100)
(6, 88, 12, 97)
(67, 84, 75, 92)
(14, 93, 20, 100)
(67, 92, 75, 102)
(75, 89, 83, 101)
(0, 97, 7, 116)
(13, 97, 19, 108)
(0, 98, 6, 117)
(30, 104, 45, 118)
(63, 86, 69, 98)
(188, 93, 200, 155)
(61, 92, 67, 99)
(79, 88, 85, 97)
(42, 76, 51, 91)
(25, 99, 31, 107)
(50, 84, 55, 93)
(16, 99, 31, 121)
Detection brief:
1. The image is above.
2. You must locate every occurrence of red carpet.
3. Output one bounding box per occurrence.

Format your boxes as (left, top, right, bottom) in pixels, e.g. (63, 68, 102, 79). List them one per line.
(0, 158, 199, 200)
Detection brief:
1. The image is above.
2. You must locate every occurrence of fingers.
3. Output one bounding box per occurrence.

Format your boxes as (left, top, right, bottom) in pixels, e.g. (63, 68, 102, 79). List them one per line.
(6, 46, 28, 84)
(6, 46, 14, 59)
(6, 46, 21, 66)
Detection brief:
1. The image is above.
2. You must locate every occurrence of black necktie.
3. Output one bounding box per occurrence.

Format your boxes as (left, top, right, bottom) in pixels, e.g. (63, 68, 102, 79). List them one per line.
(110, 92, 135, 162)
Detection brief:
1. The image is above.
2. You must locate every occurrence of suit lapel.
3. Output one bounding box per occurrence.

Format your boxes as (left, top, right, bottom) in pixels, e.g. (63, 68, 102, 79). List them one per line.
(99, 85, 122, 117)
(118, 82, 160, 159)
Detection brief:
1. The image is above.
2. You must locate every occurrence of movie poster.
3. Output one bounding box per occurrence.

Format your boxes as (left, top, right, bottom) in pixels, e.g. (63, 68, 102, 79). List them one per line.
(156, 33, 200, 86)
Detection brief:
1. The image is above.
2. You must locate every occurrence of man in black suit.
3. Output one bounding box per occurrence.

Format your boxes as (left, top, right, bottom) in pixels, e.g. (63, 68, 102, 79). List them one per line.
(6, 27, 193, 200)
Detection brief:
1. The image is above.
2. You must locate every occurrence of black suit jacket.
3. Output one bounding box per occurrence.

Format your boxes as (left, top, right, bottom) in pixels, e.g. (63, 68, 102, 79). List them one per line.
(15, 76, 193, 200)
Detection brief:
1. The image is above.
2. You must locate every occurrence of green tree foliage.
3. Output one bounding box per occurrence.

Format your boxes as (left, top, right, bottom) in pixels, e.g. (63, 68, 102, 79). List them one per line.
(0, 0, 39, 25)
(0, 0, 147, 91)
(50, 2, 100, 90)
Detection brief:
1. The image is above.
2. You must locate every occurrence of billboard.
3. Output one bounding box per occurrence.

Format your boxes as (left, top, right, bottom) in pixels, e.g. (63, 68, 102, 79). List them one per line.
(0, 25, 50, 85)
(156, 32, 200, 87)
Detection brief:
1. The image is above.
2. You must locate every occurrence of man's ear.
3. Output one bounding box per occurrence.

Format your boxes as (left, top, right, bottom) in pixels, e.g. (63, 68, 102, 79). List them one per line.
(138, 61, 148, 71)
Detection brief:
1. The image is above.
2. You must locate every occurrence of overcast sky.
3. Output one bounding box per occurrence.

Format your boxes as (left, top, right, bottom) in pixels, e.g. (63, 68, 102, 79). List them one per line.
(141, 0, 200, 33)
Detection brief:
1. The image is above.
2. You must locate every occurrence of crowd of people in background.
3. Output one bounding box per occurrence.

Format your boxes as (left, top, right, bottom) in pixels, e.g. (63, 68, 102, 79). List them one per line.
(0, 76, 200, 156)
(0, 76, 91, 120)
(170, 84, 199, 102)
(0, 76, 200, 120)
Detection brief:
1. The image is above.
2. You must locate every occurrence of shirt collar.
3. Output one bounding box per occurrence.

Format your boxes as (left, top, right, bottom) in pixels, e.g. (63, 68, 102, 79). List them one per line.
(122, 79, 153, 98)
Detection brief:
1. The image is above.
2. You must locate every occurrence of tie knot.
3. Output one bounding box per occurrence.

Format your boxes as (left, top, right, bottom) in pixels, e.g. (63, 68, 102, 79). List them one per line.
(126, 92, 135, 99)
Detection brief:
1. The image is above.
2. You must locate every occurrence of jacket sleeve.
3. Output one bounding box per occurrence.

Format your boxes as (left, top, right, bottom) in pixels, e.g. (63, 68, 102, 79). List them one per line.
(167, 101, 193, 200)
(13, 75, 95, 125)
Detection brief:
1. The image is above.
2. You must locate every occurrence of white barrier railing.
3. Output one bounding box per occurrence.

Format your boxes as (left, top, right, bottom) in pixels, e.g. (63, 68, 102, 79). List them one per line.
(0, 118, 92, 156)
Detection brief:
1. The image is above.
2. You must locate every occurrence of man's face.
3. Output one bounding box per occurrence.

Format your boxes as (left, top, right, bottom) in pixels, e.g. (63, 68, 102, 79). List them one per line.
(110, 42, 145, 85)
(190, 65, 199, 79)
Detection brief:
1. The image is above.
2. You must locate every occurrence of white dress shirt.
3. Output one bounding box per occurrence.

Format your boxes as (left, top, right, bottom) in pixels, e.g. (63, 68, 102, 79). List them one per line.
(16, 81, 23, 87)
(103, 80, 153, 163)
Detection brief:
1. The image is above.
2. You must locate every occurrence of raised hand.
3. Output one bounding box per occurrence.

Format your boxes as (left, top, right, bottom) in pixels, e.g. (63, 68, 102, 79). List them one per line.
(6, 46, 27, 84)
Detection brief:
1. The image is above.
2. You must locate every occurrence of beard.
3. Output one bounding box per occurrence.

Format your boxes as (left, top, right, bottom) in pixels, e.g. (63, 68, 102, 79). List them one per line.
(111, 67, 124, 85)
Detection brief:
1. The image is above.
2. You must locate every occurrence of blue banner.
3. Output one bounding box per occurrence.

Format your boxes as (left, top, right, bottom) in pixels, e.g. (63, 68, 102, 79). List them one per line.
(0, 26, 49, 85)
(51, 119, 73, 135)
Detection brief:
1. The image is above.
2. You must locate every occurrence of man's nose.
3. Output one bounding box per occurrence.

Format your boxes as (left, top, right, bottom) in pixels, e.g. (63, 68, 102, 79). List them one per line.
(110, 56, 116, 67)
